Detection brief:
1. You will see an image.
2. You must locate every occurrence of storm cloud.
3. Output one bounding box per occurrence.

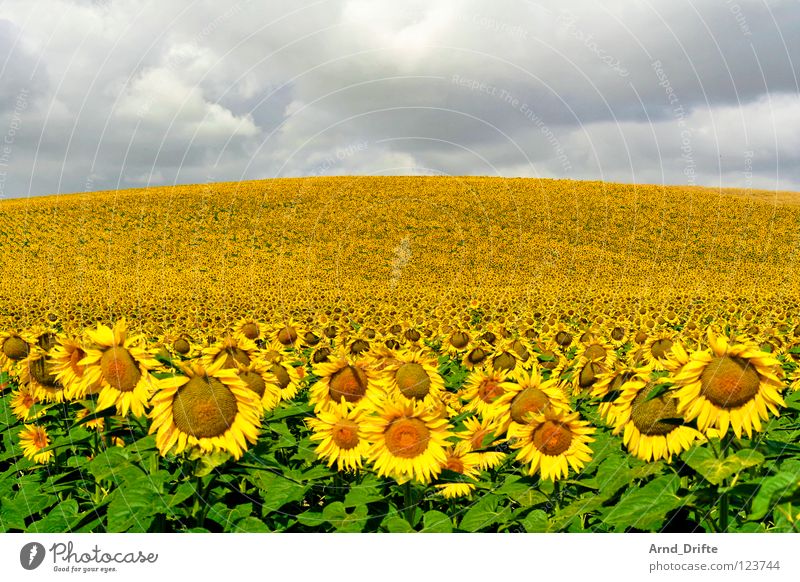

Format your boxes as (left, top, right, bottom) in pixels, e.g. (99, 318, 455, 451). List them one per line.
(0, 0, 797, 198)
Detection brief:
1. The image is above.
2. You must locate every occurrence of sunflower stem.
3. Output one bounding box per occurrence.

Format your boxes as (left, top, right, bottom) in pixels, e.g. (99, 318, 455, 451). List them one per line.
(552, 480, 562, 510)
(197, 475, 217, 528)
(719, 490, 729, 532)
(717, 432, 734, 532)
(403, 482, 415, 526)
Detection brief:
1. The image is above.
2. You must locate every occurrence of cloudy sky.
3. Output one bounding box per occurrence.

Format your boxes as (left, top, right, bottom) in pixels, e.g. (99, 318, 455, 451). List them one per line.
(0, 0, 798, 198)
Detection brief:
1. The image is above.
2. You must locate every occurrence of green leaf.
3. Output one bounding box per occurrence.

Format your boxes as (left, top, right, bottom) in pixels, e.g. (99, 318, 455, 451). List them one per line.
(520, 509, 549, 532)
(422, 510, 452, 533)
(166, 482, 196, 508)
(643, 382, 671, 401)
(384, 516, 414, 532)
(551, 494, 606, 531)
(0, 497, 28, 531)
(27, 500, 79, 533)
(682, 446, 764, 485)
(209, 503, 253, 531)
(601, 474, 684, 532)
(750, 472, 800, 520)
(87, 447, 131, 482)
(595, 455, 633, 500)
(247, 472, 306, 514)
(107, 486, 158, 532)
(296, 510, 325, 527)
(192, 451, 231, 477)
(459, 494, 507, 532)
(233, 516, 271, 532)
(343, 480, 385, 508)
(322, 502, 368, 532)
(266, 401, 313, 422)
(495, 475, 547, 507)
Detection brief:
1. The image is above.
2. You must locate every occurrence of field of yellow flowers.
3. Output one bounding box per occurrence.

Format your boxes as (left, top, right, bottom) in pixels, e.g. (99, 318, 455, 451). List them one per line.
(1, 176, 799, 533)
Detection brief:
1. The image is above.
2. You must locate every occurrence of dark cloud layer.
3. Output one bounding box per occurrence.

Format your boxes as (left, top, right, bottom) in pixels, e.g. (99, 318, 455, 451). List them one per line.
(0, 0, 797, 199)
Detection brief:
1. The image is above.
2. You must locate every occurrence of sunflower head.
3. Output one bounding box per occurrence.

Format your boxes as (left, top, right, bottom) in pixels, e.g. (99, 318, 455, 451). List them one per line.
(671, 331, 786, 438)
(508, 410, 595, 482)
(149, 359, 262, 459)
(363, 398, 453, 484)
(19, 424, 53, 464)
(611, 374, 704, 462)
(380, 350, 444, 407)
(307, 402, 370, 472)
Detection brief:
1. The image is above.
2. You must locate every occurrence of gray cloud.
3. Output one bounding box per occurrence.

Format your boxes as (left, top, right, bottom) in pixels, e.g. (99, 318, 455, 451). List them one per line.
(0, 0, 798, 199)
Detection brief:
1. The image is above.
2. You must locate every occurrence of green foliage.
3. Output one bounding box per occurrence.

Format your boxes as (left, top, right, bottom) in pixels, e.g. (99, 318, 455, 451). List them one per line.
(1, 352, 798, 534)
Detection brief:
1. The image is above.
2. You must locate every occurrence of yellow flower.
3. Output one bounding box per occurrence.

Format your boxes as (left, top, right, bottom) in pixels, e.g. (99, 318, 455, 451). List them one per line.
(149, 358, 262, 459)
(310, 349, 378, 412)
(378, 349, 444, 408)
(80, 319, 160, 417)
(10, 387, 42, 421)
(453, 415, 506, 470)
(307, 402, 370, 472)
(610, 374, 704, 462)
(671, 331, 786, 438)
(363, 398, 452, 484)
(434, 447, 482, 499)
(19, 424, 53, 464)
(509, 410, 595, 482)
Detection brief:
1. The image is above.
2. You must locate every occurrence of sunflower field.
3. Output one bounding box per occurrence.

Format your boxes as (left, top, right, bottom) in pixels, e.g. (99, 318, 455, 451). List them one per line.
(1, 176, 799, 533)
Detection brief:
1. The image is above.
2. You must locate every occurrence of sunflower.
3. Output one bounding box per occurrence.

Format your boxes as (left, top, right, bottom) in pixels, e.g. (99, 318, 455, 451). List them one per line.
(362, 343, 401, 373)
(434, 446, 482, 499)
(363, 398, 452, 484)
(511, 338, 535, 368)
(80, 320, 160, 417)
(17, 330, 65, 403)
(157, 332, 198, 359)
(234, 317, 262, 342)
(272, 318, 303, 349)
(10, 387, 42, 421)
(548, 322, 576, 351)
(489, 368, 571, 435)
(50, 335, 101, 399)
(149, 359, 262, 459)
(459, 366, 515, 418)
(19, 424, 53, 464)
(259, 338, 291, 364)
(300, 327, 323, 350)
(489, 341, 523, 374)
(462, 342, 491, 371)
(306, 402, 370, 472)
(508, 410, 595, 482)
(444, 329, 471, 356)
(610, 374, 704, 462)
(453, 415, 506, 470)
(310, 349, 378, 412)
(0, 330, 30, 374)
(608, 325, 629, 348)
(346, 331, 373, 357)
(202, 335, 258, 370)
(671, 332, 786, 438)
(590, 363, 648, 425)
(641, 330, 678, 370)
(75, 406, 106, 431)
(379, 350, 444, 408)
(439, 389, 465, 418)
(531, 340, 568, 378)
(236, 359, 282, 412)
(267, 359, 305, 402)
(568, 354, 615, 396)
